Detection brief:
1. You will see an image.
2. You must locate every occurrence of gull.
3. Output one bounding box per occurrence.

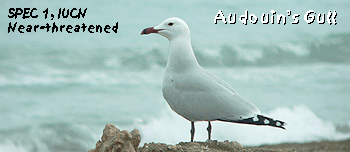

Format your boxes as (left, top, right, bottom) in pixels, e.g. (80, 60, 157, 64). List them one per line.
(141, 17, 286, 142)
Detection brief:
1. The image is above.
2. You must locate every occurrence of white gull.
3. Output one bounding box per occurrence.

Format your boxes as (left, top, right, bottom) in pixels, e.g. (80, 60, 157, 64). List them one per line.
(141, 17, 286, 142)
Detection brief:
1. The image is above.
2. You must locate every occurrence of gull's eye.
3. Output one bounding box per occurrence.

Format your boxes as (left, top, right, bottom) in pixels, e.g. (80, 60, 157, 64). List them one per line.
(168, 22, 174, 26)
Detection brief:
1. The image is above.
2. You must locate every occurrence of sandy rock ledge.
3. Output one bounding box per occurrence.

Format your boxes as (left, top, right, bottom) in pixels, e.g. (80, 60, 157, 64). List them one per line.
(137, 140, 295, 152)
(88, 123, 141, 152)
(138, 140, 247, 152)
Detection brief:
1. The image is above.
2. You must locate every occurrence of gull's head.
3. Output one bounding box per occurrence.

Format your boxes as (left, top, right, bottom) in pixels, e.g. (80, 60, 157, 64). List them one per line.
(141, 17, 190, 41)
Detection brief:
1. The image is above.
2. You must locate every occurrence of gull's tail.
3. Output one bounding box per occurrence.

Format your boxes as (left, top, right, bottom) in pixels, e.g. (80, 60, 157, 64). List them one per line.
(217, 115, 286, 130)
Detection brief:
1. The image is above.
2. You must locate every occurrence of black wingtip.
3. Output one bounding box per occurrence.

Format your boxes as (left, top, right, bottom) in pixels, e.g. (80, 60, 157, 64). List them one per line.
(141, 28, 147, 35)
(217, 115, 287, 130)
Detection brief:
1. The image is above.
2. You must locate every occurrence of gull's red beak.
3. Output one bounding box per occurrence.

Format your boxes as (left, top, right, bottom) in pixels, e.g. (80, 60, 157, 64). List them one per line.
(141, 27, 163, 35)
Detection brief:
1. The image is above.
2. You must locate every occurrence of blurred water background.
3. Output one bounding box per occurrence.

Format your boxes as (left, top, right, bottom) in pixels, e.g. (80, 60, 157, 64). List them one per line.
(1, 0, 350, 151)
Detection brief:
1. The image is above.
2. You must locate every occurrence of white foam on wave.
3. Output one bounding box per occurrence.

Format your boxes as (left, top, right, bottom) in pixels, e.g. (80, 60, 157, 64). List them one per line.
(136, 105, 350, 146)
(0, 140, 28, 152)
(0, 122, 98, 152)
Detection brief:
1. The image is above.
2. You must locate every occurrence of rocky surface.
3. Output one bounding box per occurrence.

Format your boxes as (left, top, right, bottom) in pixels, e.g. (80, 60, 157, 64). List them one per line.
(253, 139, 350, 152)
(136, 139, 350, 152)
(137, 140, 293, 152)
(137, 139, 350, 152)
(88, 123, 141, 152)
(89, 123, 350, 152)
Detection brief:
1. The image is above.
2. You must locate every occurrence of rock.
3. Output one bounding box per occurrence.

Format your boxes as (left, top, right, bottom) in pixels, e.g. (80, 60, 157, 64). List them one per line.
(138, 140, 247, 152)
(131, 129, 141, 150)
(88, 123, 141, 152)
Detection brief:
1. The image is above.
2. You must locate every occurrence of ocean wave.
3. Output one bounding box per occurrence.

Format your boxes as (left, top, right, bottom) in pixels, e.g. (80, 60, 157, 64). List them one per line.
(0, 32, 349, 86)
(116, 32, 350, 68)
(1, 32, 349, 76)
(0, 122, 98, 152)
(195, 32, 350, 67)
(121, 32, 350, 68)
(1, 61, 349, 87)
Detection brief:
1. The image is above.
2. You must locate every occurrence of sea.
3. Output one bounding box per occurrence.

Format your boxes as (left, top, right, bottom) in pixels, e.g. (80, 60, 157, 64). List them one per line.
(1, 0, 350, 151)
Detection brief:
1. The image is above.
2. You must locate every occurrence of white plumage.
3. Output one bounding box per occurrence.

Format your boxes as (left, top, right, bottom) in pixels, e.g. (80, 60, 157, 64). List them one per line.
(141, 17, 285, 142)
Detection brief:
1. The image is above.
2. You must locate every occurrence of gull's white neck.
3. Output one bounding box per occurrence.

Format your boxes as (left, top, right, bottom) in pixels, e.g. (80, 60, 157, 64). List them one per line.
(166, 36, 200, 73)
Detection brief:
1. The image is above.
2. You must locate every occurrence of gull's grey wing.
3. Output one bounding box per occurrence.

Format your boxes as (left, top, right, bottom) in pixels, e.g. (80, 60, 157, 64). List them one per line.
(162, 68, 261, 121)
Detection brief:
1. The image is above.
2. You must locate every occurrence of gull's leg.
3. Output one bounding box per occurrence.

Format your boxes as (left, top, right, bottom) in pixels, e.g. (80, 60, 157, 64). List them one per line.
(207, 121, 212, 140)
(190, 121, 195, 142)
